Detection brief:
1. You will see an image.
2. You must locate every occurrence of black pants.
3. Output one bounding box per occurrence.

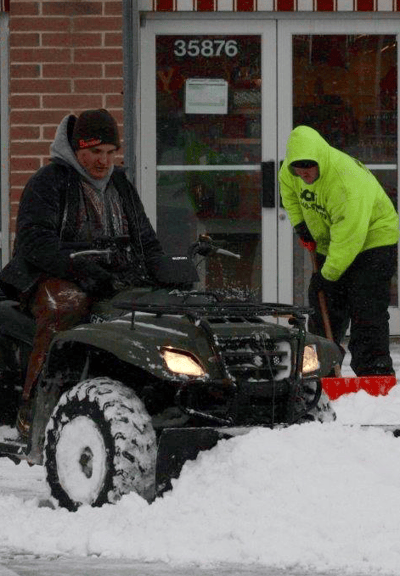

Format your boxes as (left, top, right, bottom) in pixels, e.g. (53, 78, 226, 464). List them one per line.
(308, 245, 397, 376)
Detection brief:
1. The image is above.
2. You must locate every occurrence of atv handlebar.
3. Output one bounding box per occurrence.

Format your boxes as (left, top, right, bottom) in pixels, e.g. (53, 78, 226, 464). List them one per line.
(69, 236, 131, 260)
(70, 249, 113, 260)
(189, 234, 241, 260)
(215, 247, 241, 259)
(69, 234, 240, 269)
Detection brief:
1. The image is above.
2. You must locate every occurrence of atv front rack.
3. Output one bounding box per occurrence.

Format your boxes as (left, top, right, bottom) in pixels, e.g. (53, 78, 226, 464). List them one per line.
(114, 295, 313, 325)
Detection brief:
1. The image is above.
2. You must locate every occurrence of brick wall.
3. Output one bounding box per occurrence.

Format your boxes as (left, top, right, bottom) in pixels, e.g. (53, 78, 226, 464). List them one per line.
(9, 0, 124, 235)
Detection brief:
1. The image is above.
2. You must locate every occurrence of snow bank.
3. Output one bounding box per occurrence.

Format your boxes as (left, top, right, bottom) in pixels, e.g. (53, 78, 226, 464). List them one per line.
(1, 421, 400, 574)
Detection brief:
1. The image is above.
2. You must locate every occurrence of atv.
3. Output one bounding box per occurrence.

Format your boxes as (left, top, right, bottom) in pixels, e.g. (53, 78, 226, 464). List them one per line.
(0, 235, 343, 511)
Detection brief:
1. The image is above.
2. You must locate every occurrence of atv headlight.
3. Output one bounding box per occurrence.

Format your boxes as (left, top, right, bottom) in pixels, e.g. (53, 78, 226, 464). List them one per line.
(302, 345, 320, 374)
(161, 347, 205, 377)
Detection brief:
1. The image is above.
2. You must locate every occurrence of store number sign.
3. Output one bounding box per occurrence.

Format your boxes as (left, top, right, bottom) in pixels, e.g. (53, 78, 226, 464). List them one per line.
(174, 39, 239, 58)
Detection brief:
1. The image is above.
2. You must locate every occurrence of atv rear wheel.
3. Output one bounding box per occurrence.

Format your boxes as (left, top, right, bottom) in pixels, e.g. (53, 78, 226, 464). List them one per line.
(44, 377, 156, 511)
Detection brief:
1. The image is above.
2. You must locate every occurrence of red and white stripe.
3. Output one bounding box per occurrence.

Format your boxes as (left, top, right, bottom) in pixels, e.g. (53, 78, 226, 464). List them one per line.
(141, 0, 398, 10)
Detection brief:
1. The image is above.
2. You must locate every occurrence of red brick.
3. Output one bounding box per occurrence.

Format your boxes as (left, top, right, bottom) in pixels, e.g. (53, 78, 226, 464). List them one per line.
(74, 78, 123, 93)
(105, 2, 123, 15)
(11, 110, 68, 125)
(43, 63, 102, 78)
(105, 32, 122, 46)
(10, 2, 39, 15)
(73, 17, 122, 32)
(105, 94, 123, 108)
(74, 48, 122, 63)
(12, 141, 51, 156)
(43, 126, 58, 140)
(10, 33, 40, 47)
(105, 64, 123, 77)
(42, 32, 102, 47)
(11, 95, 41, 108)
(11, 79, 72, 94)
(10, 17, 72, 32)
(43, 94, 103, 109)
(11, 203, 21, 221)
(10, 196, 21, 209)
(10, 157, 41, 172)
(11, 126, 41, 140)
(11, 170, 38, 188)
(11, 64, 41, 78)
(42, 1, 103, 16)
(11, 48, 71, 63)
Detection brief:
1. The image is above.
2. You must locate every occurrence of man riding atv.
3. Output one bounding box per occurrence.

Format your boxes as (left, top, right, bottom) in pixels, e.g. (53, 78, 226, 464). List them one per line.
(0, 119, 344, 509)
(0, 109, 164, 437)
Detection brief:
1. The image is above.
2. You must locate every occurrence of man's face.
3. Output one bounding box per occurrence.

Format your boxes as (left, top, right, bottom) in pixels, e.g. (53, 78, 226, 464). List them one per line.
(292, 165, 319, 184)
(75, 144, 117, 179)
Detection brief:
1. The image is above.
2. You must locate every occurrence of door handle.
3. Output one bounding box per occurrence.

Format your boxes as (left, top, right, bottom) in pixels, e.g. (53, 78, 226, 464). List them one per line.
(262, 161, 275, 208)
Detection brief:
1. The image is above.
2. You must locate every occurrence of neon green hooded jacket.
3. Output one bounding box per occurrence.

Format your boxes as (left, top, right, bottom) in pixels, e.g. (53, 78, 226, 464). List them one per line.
(279, 126, 399, 281)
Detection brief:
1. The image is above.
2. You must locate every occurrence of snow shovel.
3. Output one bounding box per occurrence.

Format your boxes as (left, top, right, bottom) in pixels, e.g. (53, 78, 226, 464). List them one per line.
(309, 251, 397, 400)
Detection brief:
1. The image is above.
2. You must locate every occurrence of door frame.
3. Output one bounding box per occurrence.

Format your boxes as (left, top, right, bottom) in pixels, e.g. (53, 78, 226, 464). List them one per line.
(139, 19, 278, 301)
(277, 19, 400, 334)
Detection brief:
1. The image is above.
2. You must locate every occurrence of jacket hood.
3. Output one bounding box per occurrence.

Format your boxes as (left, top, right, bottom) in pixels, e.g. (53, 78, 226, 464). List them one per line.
(49, 114, 114, 193)
(285, 126, 331, 177)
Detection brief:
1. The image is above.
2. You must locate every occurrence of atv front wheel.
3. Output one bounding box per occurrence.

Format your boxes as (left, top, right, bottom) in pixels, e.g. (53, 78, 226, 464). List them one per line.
(44, 377, 156, 511)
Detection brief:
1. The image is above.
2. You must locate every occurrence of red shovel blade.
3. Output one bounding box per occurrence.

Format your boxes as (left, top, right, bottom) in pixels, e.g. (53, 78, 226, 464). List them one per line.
(321, 375, 397, 401)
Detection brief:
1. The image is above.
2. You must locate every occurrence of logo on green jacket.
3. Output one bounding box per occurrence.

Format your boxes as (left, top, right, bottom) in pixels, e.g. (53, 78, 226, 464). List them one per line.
(300, 189, 328, 218)
(300, 190, 316, 202)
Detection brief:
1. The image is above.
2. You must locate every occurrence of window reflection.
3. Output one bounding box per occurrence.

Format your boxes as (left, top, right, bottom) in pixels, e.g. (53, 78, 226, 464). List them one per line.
(293, 35, 397, 165)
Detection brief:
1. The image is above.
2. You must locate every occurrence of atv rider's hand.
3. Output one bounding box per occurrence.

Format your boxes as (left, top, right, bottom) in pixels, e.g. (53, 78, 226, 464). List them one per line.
(295, 221, 316, 252)
(196, 235, 214, 257)
(70, 258, 115, 299)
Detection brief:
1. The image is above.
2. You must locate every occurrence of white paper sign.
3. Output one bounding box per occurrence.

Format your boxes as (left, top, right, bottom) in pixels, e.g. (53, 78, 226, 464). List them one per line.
(185, 79, 228, 115)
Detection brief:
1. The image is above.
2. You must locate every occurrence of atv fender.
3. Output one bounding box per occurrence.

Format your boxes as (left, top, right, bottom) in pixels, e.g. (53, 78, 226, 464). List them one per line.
(48, 313, 220, 381)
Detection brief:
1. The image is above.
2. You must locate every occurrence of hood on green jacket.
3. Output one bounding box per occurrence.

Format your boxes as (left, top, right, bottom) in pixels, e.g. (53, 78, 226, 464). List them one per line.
(285, 125, 329, 175)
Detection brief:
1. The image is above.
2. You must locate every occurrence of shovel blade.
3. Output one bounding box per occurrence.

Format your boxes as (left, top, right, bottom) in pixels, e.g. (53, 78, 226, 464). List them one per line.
(322, 375, 397, 400)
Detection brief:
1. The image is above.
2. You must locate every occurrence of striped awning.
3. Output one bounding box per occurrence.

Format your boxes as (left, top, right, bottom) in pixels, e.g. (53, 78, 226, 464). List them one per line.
(0, 0, 9, 11)
(144, 0, 398, 10)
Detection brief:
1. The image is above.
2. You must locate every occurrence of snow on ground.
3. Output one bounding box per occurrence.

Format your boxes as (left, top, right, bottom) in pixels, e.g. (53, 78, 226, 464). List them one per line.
(1, 344, 400, 574)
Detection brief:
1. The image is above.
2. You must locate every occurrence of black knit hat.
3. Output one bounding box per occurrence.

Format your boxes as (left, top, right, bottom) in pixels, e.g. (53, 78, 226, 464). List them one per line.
(71, 109, 120, 151)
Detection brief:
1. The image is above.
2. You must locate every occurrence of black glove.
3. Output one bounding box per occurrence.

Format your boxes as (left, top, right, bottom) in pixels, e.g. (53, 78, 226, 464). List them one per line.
(92, 236, 130, 250)
(309, 270, 336, 294)
(196, 242, 213, 257)
(294, 222, 316, 252)
(70, 258, 115, 298)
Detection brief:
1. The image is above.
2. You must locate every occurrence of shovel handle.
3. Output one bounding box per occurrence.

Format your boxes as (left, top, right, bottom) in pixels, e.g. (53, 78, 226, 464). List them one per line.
(310, 251, 342, 378)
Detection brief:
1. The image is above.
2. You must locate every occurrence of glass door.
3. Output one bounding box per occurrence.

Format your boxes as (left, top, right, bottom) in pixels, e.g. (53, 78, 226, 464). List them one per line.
(140, 20, 277, 302)
(278, 21, 399, 333)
